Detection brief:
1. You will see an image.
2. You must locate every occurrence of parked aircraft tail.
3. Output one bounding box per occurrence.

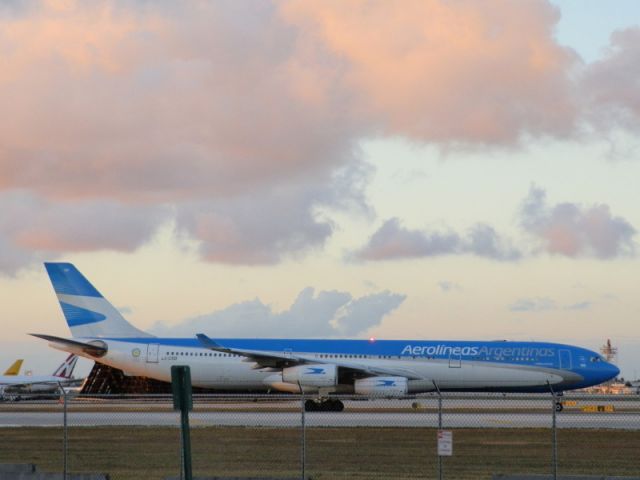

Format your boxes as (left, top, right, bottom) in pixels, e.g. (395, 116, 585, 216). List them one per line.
(3, 359, 23, 376)
(44, 263, 153, 339)
(52, 354, 78, 379)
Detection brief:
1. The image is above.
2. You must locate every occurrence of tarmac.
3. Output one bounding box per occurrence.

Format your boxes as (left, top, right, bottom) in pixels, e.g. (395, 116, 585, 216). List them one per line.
(0, 397, 639, 429)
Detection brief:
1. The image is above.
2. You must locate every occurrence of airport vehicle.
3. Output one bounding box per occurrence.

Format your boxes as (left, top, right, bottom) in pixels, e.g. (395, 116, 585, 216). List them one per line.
(3, 359, 24, 376)
(0, 354, 78, 399)
(33, 263, 619, 411)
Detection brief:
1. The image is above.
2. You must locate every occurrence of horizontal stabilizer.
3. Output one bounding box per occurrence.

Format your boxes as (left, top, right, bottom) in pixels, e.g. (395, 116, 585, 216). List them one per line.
(30, 333, 107, 357)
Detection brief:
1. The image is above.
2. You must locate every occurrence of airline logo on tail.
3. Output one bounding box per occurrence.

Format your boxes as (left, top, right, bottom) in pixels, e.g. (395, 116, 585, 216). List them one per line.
(44, 262, 153, 339)
(53, 354, 78, 379)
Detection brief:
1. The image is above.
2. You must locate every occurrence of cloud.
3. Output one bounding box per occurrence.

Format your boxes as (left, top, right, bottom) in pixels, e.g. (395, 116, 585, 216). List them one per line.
(281, 0, 578, 145)
(565, 301, 592, 311)
(0, 1, 361, 201)
(354, 185, 636, 262)
(466, 224, 522, 261)
(520, 186, 636, 258)
(352, 218, 521, 261)
(0, 1, 367, 272)
(438, 281, 461, 293)
(151, 287, 406, 338)
(175, 162, 371, 264)
(0, 1, 637, 272)
(0, 191, 165, 274)
(582, 27, 640, 134)
(509, 297, 593, 312)
(509, 297, 557, 312)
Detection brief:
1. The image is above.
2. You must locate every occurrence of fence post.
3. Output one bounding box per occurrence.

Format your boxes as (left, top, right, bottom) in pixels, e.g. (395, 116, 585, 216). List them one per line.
(551, 392, 558, 480)
(58, 384, 68, 480)
(171, 366, 193, 480)
(298, 383, 306, 480)
(432, 382, 443, 480)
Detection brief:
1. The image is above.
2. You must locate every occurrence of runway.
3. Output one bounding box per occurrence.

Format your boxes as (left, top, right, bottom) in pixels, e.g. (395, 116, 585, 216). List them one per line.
(1, 397, 639, 429)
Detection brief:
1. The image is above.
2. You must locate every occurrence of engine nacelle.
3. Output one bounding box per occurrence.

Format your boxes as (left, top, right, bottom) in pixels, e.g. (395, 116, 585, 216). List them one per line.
(282, 364, 338, 388)
(354, 376, 408, 397)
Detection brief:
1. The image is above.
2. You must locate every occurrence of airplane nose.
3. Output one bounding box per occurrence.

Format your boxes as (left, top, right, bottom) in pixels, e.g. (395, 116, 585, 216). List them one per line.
(600, 362, 620, 383)
(609, 363, 620, 379)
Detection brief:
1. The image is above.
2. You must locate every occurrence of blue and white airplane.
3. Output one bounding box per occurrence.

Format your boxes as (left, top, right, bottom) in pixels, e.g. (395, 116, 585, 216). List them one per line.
(33, 263, 619, 411)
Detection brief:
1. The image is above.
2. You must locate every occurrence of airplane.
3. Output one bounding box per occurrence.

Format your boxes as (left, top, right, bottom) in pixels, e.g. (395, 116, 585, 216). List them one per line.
(32, 263, 619, 412)
(3, 359, 24, 376)
(0, 354, 78, 400)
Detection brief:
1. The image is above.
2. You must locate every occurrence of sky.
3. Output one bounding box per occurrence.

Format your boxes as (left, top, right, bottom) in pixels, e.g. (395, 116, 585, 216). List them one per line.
(1, 0, 639, 380)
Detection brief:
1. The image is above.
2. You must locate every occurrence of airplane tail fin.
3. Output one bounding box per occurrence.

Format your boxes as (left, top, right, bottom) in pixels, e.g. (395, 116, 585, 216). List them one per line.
(44, 263, 153, 339)
(52, 354, 78, 379)
(3, 359, 23, 376)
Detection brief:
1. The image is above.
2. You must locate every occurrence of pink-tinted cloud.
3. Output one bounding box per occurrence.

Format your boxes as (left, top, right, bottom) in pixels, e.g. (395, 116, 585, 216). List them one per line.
(354, 186, 636, 262)
(0, 2, 361, 202)
(0, 0, 581, 203)
(281, 0, 578, 144)
(582, 27, 640, 133)
(0, 191, 165, 274)
(520, 186, 636, 258)
(0, 1, 637, 272)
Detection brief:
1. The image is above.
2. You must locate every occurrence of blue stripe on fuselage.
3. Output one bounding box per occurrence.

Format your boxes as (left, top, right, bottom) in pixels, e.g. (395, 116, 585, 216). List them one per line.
(91, 337, 590, 369)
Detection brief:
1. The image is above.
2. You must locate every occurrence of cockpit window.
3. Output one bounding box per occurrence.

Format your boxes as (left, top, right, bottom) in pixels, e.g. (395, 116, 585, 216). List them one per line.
(590, 356, 603, 363)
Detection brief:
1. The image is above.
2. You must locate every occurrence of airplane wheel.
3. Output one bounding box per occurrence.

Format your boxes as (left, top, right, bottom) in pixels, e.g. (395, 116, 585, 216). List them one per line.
(304, 399, 317, 412)
(305, 399, 344, 412)
(332, 400, 344, 412)
(555, 402, 563, 412)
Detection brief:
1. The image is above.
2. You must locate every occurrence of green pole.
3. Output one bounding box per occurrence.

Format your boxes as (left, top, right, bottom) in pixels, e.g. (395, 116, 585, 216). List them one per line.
(172, 366, 193, 480)
(181, 401, 192, 480)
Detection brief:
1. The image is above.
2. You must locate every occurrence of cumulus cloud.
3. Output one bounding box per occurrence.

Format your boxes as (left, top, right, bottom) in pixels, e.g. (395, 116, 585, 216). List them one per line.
(520, 186, 636, 258)
(151, 287, 406, 338)
(0, 191, 165, 274)
(582, 27, 640, 133)
(175, 162, 371, 264)
(352, 218, 521, 261)
(354, 185, 636, 262)
(0, 1, 638, 272)
(0, 1, 366, 272)
(281, 0, 578, 144)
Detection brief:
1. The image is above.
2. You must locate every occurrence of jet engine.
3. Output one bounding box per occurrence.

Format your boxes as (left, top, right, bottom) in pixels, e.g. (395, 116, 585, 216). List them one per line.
(354, 376, 408, 397)
(282, 364, 338, 388)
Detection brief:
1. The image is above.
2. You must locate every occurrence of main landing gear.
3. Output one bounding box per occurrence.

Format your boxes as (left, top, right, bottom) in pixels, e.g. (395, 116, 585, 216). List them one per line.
(304, 398, 344, 412)
(555, 401, 564, 412)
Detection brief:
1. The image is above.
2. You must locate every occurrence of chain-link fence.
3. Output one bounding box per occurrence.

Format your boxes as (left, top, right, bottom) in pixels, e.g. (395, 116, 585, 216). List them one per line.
(0, 392, 638, 479)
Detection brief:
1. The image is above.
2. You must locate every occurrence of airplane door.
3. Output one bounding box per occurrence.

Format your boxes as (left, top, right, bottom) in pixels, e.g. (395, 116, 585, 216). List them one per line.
(147, 343, 160, 363)
(449, 351, 462, 368)
(559, 349, 572, 370)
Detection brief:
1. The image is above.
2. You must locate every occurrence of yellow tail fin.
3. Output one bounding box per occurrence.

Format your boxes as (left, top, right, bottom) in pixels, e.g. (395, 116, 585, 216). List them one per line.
(3, 359, 24, 376)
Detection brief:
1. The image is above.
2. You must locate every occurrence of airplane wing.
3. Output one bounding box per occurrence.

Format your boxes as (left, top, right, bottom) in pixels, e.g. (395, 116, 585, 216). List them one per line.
(196, 334, 423, 380)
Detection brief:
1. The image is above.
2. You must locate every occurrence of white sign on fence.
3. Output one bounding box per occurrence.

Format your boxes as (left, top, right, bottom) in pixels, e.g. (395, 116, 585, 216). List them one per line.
(437, 430, 452, 456)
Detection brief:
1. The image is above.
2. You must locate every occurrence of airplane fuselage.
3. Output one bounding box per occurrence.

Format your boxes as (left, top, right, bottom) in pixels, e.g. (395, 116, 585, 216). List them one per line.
(62, 337, 617, 394)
